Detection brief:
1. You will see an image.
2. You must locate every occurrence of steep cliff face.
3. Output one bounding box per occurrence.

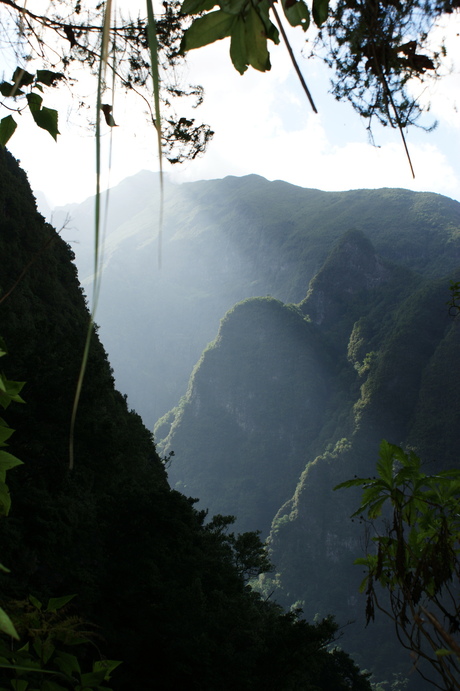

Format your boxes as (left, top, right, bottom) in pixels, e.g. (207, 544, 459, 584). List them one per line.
(158, 227, 458, 687)
(159, 297, 336, 535)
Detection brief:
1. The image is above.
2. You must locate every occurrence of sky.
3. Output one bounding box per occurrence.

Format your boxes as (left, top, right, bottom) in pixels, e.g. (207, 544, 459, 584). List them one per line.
(1, 3, 460, 208)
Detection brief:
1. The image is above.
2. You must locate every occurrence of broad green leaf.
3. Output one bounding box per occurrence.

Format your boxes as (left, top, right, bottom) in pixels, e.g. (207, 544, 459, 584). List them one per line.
(281, 0, 310, 30)
(435, 648, 453, 656)
(31, 106, 60, 141)
(0, 83, 22, 98)
(46, 594, 77, 613)
(0, 607, 19, 639)
(245, 5, 270, 72)
(230, 16, 249, 74)
(10, 680, 28, 691)
(0, 116, 17, 147)
(2, 379, 25, 399)
(12, 68, 34, 88)
(36, 70, 65, 87)
(257, 0, 279, 43)
(218, 0, 247, 14)
(0, 451, 23, 471)
(312, 0, 328, 26)
(26, 92, 43, 114)
(54, 651, 81, 676)
(181, 10, 236, 51)
(181, 0, 217, 12)
(33, 638, 55, 665)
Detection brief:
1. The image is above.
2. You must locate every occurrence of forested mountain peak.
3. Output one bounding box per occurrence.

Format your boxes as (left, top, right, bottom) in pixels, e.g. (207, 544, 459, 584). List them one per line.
(0, 149, 374, 690)
(300, 228, 391, 326)
(49, 171, 460, 426)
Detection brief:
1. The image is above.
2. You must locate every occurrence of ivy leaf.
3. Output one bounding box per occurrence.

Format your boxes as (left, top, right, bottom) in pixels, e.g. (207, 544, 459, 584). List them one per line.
(312, 0, 329, 26)
(0, 116, 17, 147)
(281, 0, 310, 31)
(181, 10, 236, 52)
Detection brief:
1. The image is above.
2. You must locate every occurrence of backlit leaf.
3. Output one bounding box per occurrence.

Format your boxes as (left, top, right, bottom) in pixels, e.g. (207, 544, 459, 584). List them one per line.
(282, 0, 310, 30)
(312, 0, 328, 26)
(181, 10, 236, 51)
(0, 116, 17, 147)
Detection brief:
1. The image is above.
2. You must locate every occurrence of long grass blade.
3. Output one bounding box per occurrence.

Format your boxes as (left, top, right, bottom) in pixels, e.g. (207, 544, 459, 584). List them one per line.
(69, 0, 113, 471)
(146, 0, 164, 267)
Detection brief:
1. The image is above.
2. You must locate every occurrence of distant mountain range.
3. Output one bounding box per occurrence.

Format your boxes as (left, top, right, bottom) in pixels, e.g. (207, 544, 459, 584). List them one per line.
(49, 172, 460, 687)
(51, 172, 460, 431)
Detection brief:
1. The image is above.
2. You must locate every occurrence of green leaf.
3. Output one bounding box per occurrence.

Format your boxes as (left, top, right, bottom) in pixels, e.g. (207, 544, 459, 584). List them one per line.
(0, 607, 19, 640)
(0, 116, 17, 147)
(0, 451, 23, 471)
(54, 651, 81, 677)
(0, 426, 14, 446)
(181, 0, 217, 12)
(435, 648, 453, 656)
(31, 106, 60, 141)
(26, 92, 43, 114)
(230, 16, 249, 74)
(181, 10, 236, 51)
(281, 0, 310, 30)
(0, 481, 11, 516)
(0, 83, 22, 98)
(80, 671, 107, 687)
(28, 595, 42, 611)
(12, 68, 34, 88)
(36, 70, 65, 87)
(92, 660, 122, 681)
(312, 0, 328, 26)
(46, 594, 77, 613)
(244, 5, 270, 72)
(10, 680, 28, 691)
(218, 0, 247, 14)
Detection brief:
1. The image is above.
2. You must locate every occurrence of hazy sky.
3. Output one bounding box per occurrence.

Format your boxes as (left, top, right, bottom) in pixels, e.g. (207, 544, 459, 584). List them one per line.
(2, 4, 460, 207)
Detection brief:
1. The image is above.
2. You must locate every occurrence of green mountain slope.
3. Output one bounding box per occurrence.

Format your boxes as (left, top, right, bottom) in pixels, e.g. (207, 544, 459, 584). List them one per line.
(0, 149, 372, 691)
(51, 173, 460, 426)
(157, 227, 459, 687)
